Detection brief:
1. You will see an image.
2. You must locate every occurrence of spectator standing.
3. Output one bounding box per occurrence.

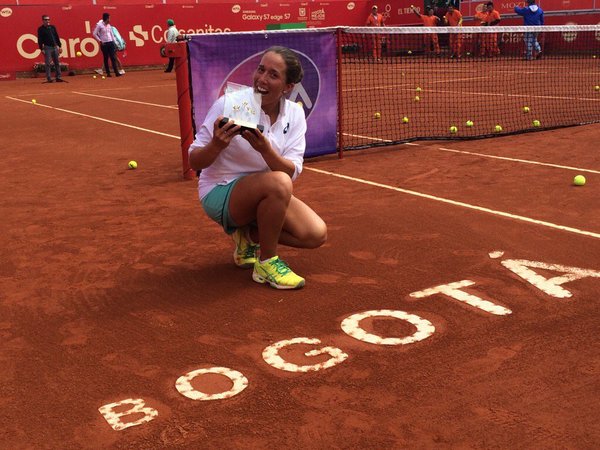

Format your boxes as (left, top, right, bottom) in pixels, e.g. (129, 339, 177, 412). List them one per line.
(37, 15, 64, 83)
(515, 0, 544, 60)
(412, 5, 441, 56)
(365, 6, 385, 62)
(444, 5, 463, 58)
(475, 2, 501, 57)
(93, 13, 121, 77)
(164, 19, 179, 73)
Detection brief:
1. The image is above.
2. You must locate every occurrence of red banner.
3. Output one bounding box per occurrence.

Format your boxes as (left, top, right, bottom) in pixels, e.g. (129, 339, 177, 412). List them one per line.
(1, 2, 419, 74)
(2, 1, 599, 75)
(462, 0, 597, 15)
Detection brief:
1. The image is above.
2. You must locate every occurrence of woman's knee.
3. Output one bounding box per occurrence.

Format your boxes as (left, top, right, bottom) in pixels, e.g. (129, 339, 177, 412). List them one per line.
(305, 219, 328, 249)
(263, 171, 293, 200)
(314, 221, 328, 248)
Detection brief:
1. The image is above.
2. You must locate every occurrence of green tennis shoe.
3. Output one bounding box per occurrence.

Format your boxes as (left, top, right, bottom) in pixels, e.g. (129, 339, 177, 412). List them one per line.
(252, 256, 305, 290)
(232, 228, 259, 269)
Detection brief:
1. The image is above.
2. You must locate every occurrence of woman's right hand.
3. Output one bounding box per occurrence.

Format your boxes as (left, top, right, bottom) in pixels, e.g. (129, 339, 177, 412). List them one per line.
(212, 116, 241, 149)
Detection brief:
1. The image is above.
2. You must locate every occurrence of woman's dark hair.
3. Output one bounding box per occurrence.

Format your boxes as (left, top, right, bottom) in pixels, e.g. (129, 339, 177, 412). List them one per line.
(265, 46, 303, 84)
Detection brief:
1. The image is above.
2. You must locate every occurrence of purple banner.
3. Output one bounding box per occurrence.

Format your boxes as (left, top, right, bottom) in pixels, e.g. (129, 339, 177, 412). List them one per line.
(188, 31, 337, 157)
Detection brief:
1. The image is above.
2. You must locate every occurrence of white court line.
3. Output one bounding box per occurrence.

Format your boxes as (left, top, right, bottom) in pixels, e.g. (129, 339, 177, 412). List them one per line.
(10, 94, 598, 239)
(6, 96, 179, 139)
(342, 85, 600, 102)
(342, 132, 392, 142)
(420, 88, 600, 102)
(341, 132, 420, 145)
(305, 167, 600, 240)
(340, 138, 599, 171)
(78, 83, 174, 93)
(431, 76, 489, 83)
(73, 91, 178, 109)
(9, 83, 175, 99)
(438, 147, 600, 174)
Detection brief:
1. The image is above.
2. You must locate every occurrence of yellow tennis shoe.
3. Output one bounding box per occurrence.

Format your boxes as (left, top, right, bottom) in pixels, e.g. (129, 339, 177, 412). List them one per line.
(252, 256, 305, 290)
(232, 228, 259, 269)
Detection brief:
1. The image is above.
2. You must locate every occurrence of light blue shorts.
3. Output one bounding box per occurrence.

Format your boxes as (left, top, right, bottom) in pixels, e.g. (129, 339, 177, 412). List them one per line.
(201, 179, 241, 235)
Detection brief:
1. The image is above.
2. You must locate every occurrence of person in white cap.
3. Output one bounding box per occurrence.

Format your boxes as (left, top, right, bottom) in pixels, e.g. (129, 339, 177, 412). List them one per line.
(164, 19, 179, 72)
(365, 5, 385, 61)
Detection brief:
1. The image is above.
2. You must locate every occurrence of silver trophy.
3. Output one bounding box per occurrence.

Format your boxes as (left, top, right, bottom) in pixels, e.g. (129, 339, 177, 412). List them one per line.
(220, 82, 264, 133)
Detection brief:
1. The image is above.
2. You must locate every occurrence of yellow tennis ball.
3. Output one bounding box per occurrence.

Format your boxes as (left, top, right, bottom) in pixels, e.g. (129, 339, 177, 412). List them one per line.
(522, 106, 530, 113)
(595, 85, 600, 91)
(449, 126, 458, 133)
(414, 96, 420, 102)
(93, 75, 97, 79)
(533, 119, 541, 127)
(374, 112, 381, 119)
(402, 116, 409, 123)
(573, 175, 586, 186)
(466, 120, 474, 127)
(76, 51, 82, 57)
(416, 87, 422, 92)
(31, 99, 37, 104)
(407, 50, 412, 55)
(128, 160, 138, 170)
(593, 55, 597, 59)
(102, 76, 106, 79)
(495, 125, 503, 132)
(296, 101, 303, 107)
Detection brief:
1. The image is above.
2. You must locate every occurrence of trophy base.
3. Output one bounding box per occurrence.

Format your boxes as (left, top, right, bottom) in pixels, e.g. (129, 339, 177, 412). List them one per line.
(219, 117, 264, 134)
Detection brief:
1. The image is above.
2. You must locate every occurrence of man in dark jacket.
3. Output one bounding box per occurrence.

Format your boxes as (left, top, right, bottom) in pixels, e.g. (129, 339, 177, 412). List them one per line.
(515, 0, 544, 60)
(37, 14, 64, 82)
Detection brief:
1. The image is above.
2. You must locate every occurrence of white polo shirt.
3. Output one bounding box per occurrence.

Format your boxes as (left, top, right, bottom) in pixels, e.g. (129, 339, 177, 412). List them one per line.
(189, 96, 307, 200)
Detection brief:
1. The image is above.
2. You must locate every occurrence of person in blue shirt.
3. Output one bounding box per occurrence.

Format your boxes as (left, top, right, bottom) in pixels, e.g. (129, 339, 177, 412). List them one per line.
(515, 0, 544, 60)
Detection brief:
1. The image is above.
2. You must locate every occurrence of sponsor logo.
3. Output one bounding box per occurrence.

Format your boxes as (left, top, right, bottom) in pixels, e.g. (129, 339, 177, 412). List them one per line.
(347, 2, 355, 10)
(501, 2, 522, 8)
(0, 73, 12, 78)
(299, 7, 306, 17)
(562, 21, 577, 42)
(1, 7, 13, 17)
(311, 8, 325, 21)
(232, 5, 241, 13)
(218, 50, 320, 120)
(16, 23, 101, 59)
(129, 25, 149, 47)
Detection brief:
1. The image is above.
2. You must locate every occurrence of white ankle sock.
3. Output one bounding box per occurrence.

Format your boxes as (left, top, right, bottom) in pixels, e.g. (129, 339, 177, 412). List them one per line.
(260, 256, 275, 264)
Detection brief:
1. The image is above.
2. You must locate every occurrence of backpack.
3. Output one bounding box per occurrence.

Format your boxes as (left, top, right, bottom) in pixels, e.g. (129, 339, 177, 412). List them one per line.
(112, 26, 126, 51)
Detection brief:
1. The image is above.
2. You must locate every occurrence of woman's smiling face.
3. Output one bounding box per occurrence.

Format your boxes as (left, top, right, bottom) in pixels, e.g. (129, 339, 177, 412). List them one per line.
(253, 51, 293, 111)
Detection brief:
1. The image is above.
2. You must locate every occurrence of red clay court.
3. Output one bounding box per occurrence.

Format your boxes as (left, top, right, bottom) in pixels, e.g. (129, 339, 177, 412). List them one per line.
(1, 70, 599, 448)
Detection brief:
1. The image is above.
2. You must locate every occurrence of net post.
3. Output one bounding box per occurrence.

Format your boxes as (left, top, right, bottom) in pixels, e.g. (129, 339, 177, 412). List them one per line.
(336, 27, 344, 159)
(167, 41, 195, 180)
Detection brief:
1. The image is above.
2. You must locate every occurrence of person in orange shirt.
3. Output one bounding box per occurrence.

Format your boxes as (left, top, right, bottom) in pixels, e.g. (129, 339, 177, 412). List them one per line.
(365, 5, 385, 61)
(412, 5, 441, 56)
(475, 2, 501, 57)
(444, 4, 463, 59)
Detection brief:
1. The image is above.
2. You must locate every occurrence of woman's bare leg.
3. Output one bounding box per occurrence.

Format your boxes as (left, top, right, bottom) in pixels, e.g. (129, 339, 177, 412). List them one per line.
(228, 172, 327, 259)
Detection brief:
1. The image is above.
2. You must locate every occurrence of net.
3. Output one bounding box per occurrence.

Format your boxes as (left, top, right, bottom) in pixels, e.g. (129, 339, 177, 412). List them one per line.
(339, 25, 600, 150)
(178, 24, 600, 172)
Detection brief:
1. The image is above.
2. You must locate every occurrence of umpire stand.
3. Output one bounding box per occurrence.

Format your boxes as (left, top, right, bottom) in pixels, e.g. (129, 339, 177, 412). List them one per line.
(165, 39, 195, 180)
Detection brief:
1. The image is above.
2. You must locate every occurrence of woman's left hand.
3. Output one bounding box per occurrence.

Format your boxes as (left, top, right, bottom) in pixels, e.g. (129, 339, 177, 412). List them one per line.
(241, 128, 272, 155)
